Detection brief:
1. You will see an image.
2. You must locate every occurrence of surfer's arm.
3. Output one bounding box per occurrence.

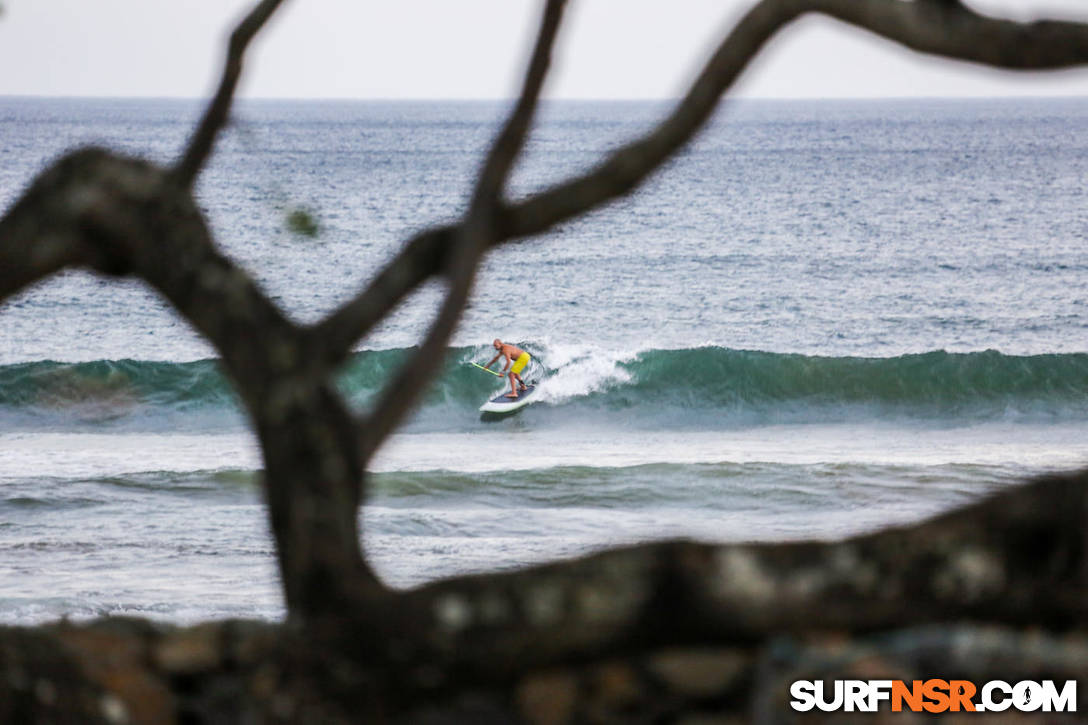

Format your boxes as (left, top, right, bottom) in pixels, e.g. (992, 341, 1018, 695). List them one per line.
(484, 352, 501, 369)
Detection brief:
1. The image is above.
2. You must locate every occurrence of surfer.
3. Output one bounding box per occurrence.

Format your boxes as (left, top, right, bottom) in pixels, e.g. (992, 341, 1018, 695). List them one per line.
(484, 339, 530, 398)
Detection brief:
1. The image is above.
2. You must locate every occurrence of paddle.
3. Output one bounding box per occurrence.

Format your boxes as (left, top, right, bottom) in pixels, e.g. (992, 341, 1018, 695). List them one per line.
(469, 362, 503, 377)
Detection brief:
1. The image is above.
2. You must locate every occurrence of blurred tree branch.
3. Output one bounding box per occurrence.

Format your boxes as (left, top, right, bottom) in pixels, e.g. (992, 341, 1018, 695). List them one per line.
(174, 0, 287, 188)
(2, 0, 1088, 650)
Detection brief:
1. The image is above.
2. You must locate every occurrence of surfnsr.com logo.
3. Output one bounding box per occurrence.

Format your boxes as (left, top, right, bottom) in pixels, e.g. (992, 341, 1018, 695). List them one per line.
(790, 680, 1077, 713)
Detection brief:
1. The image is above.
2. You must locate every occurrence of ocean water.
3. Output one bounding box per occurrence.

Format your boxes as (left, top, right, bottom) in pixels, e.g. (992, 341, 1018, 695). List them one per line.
(2, 97, 1088, 624)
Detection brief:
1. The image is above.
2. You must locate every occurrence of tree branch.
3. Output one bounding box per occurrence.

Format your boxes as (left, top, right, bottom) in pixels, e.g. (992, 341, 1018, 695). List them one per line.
(313, 0, 1088, 374)
(380, 471, 1088, 679)
(307, 224, 455, 371)
(7, 0, 1088, 631)
(359, 0, 566, 459)
(817, 0, 1088, 70)
(0, 156, 95, 306)
(471, 0, 566, 208)
(172, 0, 288, 188)
(0, 148, 381, 617)
(502, 0, 1088, 240)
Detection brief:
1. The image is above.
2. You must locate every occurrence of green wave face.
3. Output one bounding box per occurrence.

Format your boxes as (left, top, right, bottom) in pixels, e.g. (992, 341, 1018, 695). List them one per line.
(0, 358, 236, 410)
(2, 347, 1087, 428)
(612, 348, 1088, 409)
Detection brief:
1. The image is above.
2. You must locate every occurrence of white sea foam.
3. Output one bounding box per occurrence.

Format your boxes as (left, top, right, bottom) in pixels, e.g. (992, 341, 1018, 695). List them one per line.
(532, 340, 638, 404)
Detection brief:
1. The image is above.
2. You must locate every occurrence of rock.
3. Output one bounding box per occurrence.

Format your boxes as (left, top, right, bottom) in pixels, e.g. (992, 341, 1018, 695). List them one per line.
(153, 623, 222, 675)
(517, 670, 578, 725)
(56, 622, 174, 725)
(646, 648, 749, 699)
(0, 627, 111, 724)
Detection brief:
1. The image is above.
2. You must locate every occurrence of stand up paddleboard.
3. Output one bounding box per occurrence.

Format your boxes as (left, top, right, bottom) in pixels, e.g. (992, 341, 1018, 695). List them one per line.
(479, 384, 537, 417)
(469, 360, 542, 419)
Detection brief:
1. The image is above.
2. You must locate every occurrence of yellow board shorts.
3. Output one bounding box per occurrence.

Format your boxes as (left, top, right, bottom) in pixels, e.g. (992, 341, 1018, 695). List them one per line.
(511, 352, 530, 375)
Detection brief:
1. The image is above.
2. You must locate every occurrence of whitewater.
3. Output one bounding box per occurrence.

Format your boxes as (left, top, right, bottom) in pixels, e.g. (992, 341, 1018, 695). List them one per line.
(2, 97, 1088, 623)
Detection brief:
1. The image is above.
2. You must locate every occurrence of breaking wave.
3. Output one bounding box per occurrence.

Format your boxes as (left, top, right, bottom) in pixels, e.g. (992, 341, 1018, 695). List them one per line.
(3, 346, 1087, 430)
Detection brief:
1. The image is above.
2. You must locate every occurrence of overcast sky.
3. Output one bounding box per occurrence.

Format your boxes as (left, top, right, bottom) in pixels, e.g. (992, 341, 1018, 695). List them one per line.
(2, 1, 1088, 100)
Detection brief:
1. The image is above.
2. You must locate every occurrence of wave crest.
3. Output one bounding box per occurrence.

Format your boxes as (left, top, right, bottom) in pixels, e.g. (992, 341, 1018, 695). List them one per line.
(2, 346, 1087, 428)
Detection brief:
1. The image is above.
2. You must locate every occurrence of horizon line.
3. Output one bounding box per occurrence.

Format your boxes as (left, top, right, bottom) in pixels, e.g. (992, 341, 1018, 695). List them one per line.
(2, 93, 1087, 104)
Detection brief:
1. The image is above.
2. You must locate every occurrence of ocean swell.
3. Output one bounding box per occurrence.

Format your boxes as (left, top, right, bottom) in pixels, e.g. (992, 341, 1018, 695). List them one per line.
(1, 346, 1086, 430)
